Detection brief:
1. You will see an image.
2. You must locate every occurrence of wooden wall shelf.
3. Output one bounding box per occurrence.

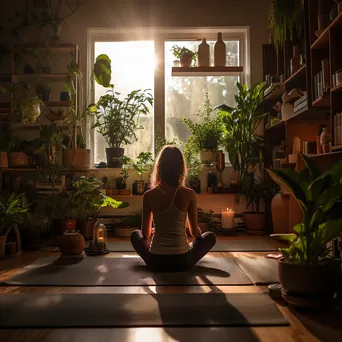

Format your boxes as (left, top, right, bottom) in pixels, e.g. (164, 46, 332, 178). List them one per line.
(43, 101, 72, 107)
(312, 95, 330, 107)
(264, 120, 285, 132)
(311, 13, 342, 50)
(331, 144, 342, 151)
(331, 83, 342, 94)
(171, 66, 243, 76)
(285, 64, 307, 89)
(308, 151, 342, 159)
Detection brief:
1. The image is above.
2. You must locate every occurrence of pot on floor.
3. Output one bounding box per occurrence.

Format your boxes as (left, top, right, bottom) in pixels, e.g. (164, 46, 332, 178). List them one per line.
(242, 212, 265, 235)
(56, 231, 86, 255)
(279, 258, 341, 308)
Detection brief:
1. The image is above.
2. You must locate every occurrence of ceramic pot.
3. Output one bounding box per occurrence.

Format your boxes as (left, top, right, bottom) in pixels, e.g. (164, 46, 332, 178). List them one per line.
(279, 258, 340, 307)
(0, 235, 6, 258)
(197, 38, 210, 67)
(271, 193, 290, 233)
(56, 231, 86, 255)
(62, 148, 90, 169)
(242, 212, 265, 232)
(106, 148, 124, 168)
(0, 152, 8, 168)
(320, 127, 331, 153)
(214, 32, 226, 67)
(180, 54, 193, 67)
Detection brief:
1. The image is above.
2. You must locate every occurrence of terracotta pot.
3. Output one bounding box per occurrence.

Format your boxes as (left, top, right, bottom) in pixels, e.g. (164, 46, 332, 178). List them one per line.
(180, 55, 193, 67)
(8, 152, 30, 168)
(56, 231, 85, 255)
(78, 220, 94, 241)
(242, 212, 265, 231)
(279, 258, 341, 307)
(0, 152, 8, 168)
(118, 189, 131, 195)
(62, 149, 90, 169)
(271, 193, 290, 233)
(0, 235, 6, 258)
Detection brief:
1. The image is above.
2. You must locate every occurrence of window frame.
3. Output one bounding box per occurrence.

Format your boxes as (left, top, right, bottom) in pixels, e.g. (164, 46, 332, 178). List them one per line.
(87, 27, 250, 166)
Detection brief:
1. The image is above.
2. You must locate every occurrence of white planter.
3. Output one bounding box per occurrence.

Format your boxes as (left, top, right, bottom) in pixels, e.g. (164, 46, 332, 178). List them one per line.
(200, 150, 216, 164)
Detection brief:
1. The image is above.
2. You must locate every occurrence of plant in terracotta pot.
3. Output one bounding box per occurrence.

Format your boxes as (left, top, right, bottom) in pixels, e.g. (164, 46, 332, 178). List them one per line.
(115, 156, 133, 194)
(0, 192, 30, 257)
(180, 93, 223, 165)
(71, 176, 129, 241)
(267, 153, 342, 308)
(171, 45, 197, 67)
(132, 152, 153, 195)
(7, 136, 30, 169)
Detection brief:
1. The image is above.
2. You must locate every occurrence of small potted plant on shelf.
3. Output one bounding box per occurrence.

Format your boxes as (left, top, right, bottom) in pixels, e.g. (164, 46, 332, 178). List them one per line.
(115, 156, 133, 195)
(267, 153, 342, 308)
(184, 143, 204, 193)
(7, 136, 30, 169)
(181, 93, 223, 165)
(132, 152, 153, 195)
(102, 176, 109, 195)
(71, 176, 128, 241)
(35, 83, 51, 101)
(171, 45, 197, 67)
(0, 192, 30, 257)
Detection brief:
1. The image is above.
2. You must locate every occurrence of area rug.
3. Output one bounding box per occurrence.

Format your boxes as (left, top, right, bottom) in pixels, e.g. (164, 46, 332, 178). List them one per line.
(0, 293, 288, 328)
(1, 255, 253, 286)
(234, 256, 280, 285)
(105, 239, 276, 252)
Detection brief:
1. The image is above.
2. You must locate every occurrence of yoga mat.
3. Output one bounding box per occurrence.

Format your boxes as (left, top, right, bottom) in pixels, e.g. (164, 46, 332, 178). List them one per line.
(0, 293, 288, 328)
(2, 255, 253, 286)
(104, 239, 276, 252)
(235, 256, 280, 285)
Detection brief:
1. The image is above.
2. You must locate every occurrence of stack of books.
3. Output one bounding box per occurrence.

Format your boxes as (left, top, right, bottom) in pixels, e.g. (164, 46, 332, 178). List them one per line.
(313, 58, 330, 101)
(333, 111, 342, 147)
(293, 93, 308, 116)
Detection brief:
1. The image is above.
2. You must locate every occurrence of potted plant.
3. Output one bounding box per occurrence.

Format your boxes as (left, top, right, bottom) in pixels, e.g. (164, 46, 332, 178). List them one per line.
(181, 94, 223, 165)
(102, 176, 109, 195)
(0, 192, 29, 257)
(184, 143, 204, 193)
(267, 153, 342, 308)
(114, 211, 142, 237)
(198, 208, 217, 232)
(171, 45, 197, 67)
(7, 136, 30, 168)
(132, 152, 153, 195)
(14, 96, 42, 123)
(35, 83, 51, 101)
(269, 0, 303, 53)
(115, 156, 132, 195)
(71, 176, 128, 241)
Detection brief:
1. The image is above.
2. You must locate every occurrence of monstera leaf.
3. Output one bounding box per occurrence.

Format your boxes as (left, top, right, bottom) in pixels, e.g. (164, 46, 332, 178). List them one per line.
(94, 54, 112, 87)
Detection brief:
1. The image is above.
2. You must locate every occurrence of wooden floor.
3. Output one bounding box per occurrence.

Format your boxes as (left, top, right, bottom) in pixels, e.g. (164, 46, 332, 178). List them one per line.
(0, 235, 341, 342)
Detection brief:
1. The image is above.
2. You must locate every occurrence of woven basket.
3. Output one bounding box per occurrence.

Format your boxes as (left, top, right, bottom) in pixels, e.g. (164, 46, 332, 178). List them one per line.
(56, 232, 85, 255)
(0, 152, 8, 168)
(8, 152, 30, 168)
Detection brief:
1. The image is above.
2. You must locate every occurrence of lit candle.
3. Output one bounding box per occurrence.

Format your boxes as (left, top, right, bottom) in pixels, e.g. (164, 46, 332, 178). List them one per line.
(98, 229, 104, 242)
(221, 208, 235, 229)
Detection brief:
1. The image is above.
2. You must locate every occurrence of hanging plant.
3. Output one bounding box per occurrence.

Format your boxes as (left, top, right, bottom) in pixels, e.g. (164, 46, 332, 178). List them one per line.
(269, 0, 303, 53)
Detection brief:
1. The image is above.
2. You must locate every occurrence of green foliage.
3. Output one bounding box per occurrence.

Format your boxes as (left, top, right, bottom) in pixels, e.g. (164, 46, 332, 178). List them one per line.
(267, 153, 342, 265)
(93, 54, 112, 88)
(269, 0, 303, 53)
(70, 176, 128, 221)
(180, 94, 223, 152)
(0, 192, 30, 235)
(218, 82, 267, 182)
(89, 85, 153, 149)
(132, 152, 154, 180)
(198, 208, 217, 232)
(155, 136, 178, 156)
(170, 45, 197, 60)
(34, 124, 63, 156)
(119, 156, 133, 182)
(184, 142, 204, 181)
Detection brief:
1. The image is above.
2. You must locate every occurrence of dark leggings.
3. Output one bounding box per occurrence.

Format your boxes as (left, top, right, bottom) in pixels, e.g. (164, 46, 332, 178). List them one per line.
(130, 230, 216, 272)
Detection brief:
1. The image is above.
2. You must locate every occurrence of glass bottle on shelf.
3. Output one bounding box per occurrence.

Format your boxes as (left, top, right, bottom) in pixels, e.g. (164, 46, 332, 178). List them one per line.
(214, 32, 226, 67)
(197, 38, 210, 67)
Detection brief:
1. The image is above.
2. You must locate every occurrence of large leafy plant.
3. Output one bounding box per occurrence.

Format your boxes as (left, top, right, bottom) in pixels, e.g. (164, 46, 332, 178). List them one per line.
(70, 176, 128, 221)
(181, 94, 223, 152)
(0, 192, 30, 236)
(89, 85, 153, 149)
(267, 153, 342, 264)
(217, 82, 267, 183)
(132, 152, 154, 181)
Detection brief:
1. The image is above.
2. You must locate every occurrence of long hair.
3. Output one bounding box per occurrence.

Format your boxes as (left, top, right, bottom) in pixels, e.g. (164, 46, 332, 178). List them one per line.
(151, 146, 187, 188)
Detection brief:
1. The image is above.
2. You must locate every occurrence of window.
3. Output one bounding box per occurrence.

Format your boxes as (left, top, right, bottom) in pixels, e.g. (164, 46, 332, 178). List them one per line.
(90, 29, 249, 165)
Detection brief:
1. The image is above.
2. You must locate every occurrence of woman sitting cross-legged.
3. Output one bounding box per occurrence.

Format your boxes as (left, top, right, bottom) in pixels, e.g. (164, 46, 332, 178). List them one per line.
(131, 145, 216, 272)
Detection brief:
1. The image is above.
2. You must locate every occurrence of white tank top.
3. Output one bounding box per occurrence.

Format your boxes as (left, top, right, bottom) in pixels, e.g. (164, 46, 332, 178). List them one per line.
(150, 186, 190, 255)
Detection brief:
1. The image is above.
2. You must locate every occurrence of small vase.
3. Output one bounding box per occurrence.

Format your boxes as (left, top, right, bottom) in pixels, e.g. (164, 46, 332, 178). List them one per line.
(291, 46, 301, 75)
(180, 54, 193, 67)
(198, 38, 210, 67)
(320, 127, 331, 153)
(214, 32, 226, 67)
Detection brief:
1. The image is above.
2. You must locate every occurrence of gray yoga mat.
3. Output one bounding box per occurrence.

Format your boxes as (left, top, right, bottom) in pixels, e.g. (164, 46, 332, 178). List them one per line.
(235, 256, 280, 285)
(0, 293, 288, 328)
(104, 239, 276, 252)
(2, 255, 253, 286)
